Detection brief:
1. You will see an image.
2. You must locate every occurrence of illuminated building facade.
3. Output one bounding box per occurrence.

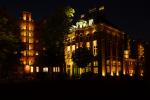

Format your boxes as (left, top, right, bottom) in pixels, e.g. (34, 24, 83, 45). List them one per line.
(64, 6, 145, 77)
(19, 11, 35, 74)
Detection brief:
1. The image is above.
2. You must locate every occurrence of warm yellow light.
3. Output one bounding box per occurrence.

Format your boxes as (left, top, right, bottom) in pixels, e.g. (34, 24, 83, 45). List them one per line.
(25, 65, 30, 73)
(116, 72, 119, 76)
(29, 44, 33, 50)
(36, 67, 39, 72)
(86, 42, 90, 49)
(102, 72, 105, 76)
(43, 67, 48, 72)
(93, 67, 98, 74)
(30, 66, 34, 73)
(129, 73, 133, 77)
(21, 24, 26, 30)
(29, 38, 34, 43)
(23, 14, 26, 20)
(111, 72, 114, 76)
(102, 69, 105, 76)
(35, 52, 39, 56)
(124, 50, 129, 59)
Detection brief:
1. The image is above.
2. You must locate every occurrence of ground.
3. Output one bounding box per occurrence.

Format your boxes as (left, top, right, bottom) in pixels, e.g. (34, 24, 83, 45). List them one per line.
(0, 80, 149, 99)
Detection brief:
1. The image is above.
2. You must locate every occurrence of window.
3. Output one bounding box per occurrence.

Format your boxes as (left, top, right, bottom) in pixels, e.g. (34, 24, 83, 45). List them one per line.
(21, 31, 26, 36)
(35, 51, 39, 56)
(107, 66, 110, 73)
(72, 45, 75, 52)
(29, 38, 34, 43)
(29, 44, 33, 50)
(93, 61, 98, 66)
(53, 67, 60, 72)
(28, 50, 34, 56)
(36, 67, 39, 72)
(30, 66, 34, 73)
(29, 32, 33, 37)
(93, 40, 97, 56)
(43, 67, 48, 72)
(86, 42, 90, 49)
(93, 67, 98, 74)
(22, 37, 26, 42)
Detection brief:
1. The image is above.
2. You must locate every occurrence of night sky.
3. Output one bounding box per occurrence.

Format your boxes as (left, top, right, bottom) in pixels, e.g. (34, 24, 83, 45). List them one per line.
(0, 0, 150, 42)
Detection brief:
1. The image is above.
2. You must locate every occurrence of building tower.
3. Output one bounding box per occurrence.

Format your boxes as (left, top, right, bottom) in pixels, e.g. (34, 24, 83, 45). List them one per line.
(20, 11, 35, 73)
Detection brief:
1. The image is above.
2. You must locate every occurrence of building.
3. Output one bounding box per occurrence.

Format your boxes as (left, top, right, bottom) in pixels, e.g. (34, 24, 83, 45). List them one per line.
(19, 11, 36, 74)
(64, 6, 145, 78)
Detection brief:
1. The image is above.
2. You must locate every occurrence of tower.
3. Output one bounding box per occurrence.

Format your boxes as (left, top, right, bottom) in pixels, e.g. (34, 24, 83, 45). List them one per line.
(20, 11, 35, 73)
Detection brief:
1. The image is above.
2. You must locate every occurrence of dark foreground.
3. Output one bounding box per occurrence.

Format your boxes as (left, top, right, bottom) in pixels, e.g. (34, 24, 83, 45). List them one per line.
(0, 80, 149, 99)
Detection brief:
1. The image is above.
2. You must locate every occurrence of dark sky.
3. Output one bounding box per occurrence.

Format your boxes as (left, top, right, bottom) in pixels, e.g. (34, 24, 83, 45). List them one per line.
(0, 0, 150, 41)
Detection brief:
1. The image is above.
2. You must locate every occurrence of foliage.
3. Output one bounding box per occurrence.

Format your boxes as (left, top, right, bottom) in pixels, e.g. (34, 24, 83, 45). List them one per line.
(72, 47, 93, 68)
(0, 9, 21, 79)
(37, 6, 75, 67)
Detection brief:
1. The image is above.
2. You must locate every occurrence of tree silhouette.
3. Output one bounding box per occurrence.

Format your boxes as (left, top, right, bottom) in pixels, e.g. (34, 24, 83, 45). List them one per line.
(0, 8, 21, 79)
(72, 47, 93, 68)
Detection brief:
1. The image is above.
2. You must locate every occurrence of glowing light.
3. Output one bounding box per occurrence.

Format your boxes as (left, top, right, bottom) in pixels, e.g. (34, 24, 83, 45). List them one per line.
(25, 65, 30, 73)
(102, 71, 105, 76)
(124, 50, 129, 59)
(111, 72, 114, 76)
(43, 67, 48, 72)
(30, 66, 34, 73)
(36, 67, 39, 72)
(99, 6, 104, 11)
(116, 72, 119, 76)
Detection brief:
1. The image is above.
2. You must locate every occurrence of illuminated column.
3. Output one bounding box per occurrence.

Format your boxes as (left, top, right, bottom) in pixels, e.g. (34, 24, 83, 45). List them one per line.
(20, 11, 35, 73)
(123, 50, 129, 75)
(101, 39, 106, 76)
(138, 43, 144, 76)
(110, 40, 113, 76)
(116, 36, 119, 76)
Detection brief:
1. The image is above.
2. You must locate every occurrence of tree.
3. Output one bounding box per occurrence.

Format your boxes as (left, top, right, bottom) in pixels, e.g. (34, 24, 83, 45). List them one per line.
(72, 47, 93, 68)
(0, 8, 21, 79)
(37, 6, 75, 68)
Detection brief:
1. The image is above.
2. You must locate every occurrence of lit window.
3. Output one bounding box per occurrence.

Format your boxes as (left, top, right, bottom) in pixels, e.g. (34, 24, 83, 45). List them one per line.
(29, 23, 33, 30)
(22, 37, 26, 42)
(93, 67, 98, 74)
(93, 40, 97, 56)
(29, 38, 34, 43)
(43, 67, 48, 72)
(72, 45, 75, 52)
(28, 50, 34, 56)
(124, 50, 129, 59)
(113, 61, 116, 65)
(89, 19, 94, 26)
(25, 65, 30, 73)
(107, 66, 110, 73)
(28, 58, 34, 65)
(93, 61, 98, 66)
(29, 15, 31, 21)
(86, 42, 90, 49)
(23, 14, 26, 20)
(36, 67, 39, 72)
(35, 51, 39, 56)
(29, 44, 33, 50)
(86, 31, 89, 35)
(30, 66, 34, 73)
(53, 67, 60, 72)
(106, 60, 110, 65)
(21, 32, 26, 36)
(29, 32, 33, 37)
(21, 24, 26, 30)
